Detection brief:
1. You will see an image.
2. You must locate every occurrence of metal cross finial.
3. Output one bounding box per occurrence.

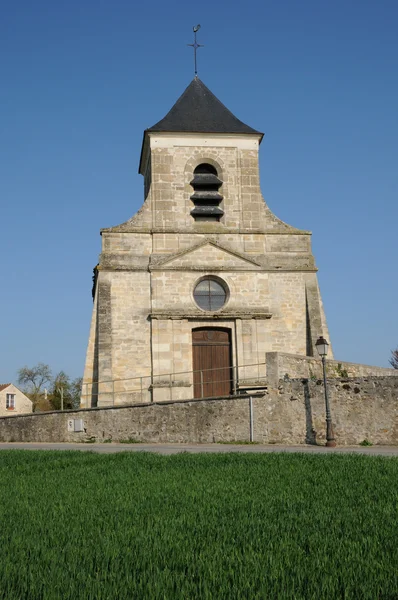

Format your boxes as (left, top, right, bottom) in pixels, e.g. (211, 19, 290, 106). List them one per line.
(187, 24, 204, 76)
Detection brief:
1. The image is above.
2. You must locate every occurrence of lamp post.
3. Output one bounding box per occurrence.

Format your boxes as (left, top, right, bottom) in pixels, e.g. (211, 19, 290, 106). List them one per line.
(315, 336, 336, 447)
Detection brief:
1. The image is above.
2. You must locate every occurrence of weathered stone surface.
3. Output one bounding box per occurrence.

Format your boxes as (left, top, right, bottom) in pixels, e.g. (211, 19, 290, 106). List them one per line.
(2, 377, 397, 446)
(83, 113, 332, 407)
(266, 352, 398, 386)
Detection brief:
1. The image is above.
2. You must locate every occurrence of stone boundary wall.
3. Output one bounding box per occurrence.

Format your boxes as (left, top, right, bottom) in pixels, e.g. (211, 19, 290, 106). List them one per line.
(266, 352, 398, 386)
(0, 377, 397, 446)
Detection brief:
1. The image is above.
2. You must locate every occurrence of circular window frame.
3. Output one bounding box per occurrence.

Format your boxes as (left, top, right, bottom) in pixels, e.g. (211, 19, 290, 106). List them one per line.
(192, 276, 229, 312)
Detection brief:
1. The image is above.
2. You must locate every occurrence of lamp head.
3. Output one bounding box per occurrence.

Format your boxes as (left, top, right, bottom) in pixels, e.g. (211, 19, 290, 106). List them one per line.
(315, 336, 329, 358)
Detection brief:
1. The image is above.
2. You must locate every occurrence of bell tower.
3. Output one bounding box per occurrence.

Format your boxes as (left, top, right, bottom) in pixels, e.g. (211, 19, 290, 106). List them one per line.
(83, 76, 332, 406)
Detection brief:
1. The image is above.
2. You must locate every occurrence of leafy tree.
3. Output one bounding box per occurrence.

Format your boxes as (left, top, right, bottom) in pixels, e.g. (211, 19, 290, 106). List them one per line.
(389, 349, 398, 369)
(17, 363, 52, 410)
(17, 364, 82, 411)
(50, 372, 82, 410)
(70, 377, 83, 409)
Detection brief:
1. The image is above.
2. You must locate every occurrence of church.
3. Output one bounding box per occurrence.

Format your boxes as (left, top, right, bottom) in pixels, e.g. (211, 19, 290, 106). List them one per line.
(82, 76, 332, 407)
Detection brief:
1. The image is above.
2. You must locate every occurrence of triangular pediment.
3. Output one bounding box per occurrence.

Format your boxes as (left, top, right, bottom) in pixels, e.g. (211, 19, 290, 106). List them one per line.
(152, 240, 261, 270)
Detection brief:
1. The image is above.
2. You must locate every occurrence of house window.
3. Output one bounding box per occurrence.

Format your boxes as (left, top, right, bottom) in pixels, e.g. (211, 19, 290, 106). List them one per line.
(6, 394, 15, 410)
(194, 277, 228, 311)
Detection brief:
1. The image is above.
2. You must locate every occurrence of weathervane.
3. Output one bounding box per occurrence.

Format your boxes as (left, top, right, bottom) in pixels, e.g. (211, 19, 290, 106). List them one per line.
(187, 25, 204, 77)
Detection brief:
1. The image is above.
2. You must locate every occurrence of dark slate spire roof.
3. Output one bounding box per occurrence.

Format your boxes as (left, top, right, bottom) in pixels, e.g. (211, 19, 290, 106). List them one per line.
(146, 77, 263, 136)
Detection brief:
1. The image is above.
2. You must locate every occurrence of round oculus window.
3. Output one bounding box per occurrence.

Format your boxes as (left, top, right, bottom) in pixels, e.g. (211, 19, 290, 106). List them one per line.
(193, 278, 227, 311)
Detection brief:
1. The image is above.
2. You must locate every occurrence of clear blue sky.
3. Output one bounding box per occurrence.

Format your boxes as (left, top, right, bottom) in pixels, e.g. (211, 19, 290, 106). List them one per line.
(1, 0, 397, 382)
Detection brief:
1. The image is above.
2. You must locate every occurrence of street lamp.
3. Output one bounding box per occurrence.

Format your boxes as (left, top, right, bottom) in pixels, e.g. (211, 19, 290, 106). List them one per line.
(315, 336, 336, 447)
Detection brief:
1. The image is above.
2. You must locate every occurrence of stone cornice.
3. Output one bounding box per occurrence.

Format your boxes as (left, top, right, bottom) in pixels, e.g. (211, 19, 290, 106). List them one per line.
(149, 310, 272, 320)
(98, 264, 318, 273)
(101, 227, 312, 235)
(149, 266, 261, 272)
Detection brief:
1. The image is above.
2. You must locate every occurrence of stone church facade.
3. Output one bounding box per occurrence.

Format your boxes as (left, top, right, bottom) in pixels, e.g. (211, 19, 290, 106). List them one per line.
(82, 77, 332, 406)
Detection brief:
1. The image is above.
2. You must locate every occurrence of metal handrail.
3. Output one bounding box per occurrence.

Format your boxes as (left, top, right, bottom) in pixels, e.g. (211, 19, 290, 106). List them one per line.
(83, 361, 266, 386)
(81, 361, 267, 407)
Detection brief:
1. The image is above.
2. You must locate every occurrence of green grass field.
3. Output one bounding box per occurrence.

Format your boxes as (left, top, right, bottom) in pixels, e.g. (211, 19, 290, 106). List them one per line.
(0, 451, 397, 599)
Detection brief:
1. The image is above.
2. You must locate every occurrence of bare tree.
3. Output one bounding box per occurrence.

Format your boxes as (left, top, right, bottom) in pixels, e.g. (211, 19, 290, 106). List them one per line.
(17, 363, 52, 410)
(389, 349, 398, 369)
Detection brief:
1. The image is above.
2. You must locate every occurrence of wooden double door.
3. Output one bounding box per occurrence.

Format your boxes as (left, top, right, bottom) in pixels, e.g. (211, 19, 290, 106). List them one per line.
(192, 328, 233, 398)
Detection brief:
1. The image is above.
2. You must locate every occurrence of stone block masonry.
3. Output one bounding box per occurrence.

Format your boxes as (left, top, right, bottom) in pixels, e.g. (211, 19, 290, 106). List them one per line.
(1, 377, 397, 446)
(266, 352, 398, 386)
(83, 128, 333, 407)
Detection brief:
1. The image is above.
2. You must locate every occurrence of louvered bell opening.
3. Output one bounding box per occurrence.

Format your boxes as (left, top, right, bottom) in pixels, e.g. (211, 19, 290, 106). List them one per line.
(190, 163, 224, 222)
(190, 173, 223, 188)
(191, 206, 224, 220)
(190, 191, 223, 203)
